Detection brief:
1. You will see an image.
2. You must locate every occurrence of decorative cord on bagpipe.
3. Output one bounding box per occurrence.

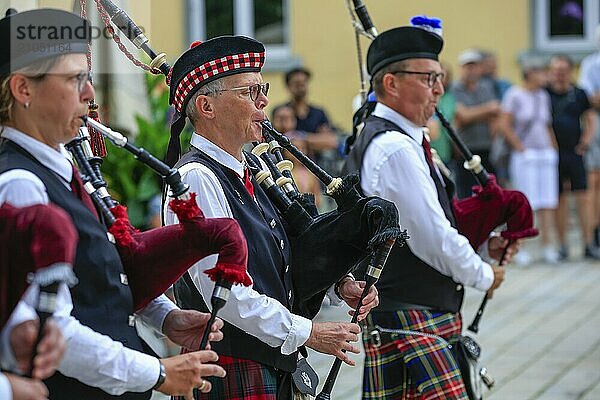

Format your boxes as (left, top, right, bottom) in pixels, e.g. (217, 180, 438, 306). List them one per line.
(69, 0, 250, 349)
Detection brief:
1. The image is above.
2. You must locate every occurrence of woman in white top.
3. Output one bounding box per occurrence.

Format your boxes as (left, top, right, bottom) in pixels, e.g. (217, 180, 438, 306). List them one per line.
(499, 59, 559, 263)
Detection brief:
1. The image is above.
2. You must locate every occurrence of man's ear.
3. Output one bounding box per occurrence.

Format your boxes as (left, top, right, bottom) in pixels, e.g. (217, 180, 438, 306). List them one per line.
(382, 73, 400, 97)
(195, 94, 215, 119)
(9, 74, 33, 106)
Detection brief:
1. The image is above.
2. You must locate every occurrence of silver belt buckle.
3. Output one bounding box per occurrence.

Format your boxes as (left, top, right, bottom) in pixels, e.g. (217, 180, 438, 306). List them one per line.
(369, 329, 382, 347)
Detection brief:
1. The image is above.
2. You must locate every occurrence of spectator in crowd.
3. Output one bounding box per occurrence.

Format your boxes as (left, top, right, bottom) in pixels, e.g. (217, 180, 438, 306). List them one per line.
(427, 61, 455, 164)
(499, 58, 559, 264)
(547, 55, 599, 260)
(280, 67, 338, 163)
(479, 50, 513, 185)
(453, 49, 501, 198)
(479, 49, 512, 100)
(271, 105, 322, 207)
(579, 24, 600, 248)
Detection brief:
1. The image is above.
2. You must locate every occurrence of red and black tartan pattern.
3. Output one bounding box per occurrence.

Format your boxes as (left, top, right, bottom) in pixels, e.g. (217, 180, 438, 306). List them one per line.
(174, 354, 278, 400)
(362, 310, 469, 400)
(172, 52, 265, 112)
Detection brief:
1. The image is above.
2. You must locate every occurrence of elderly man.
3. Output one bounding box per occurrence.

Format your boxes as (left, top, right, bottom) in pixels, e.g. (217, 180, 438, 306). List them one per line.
(343, 23, 516, 399)
(164, 36, 377, 400)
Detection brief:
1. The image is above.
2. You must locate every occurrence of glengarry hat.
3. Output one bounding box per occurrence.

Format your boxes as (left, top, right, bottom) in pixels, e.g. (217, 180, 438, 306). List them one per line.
(366, 17, 443, 77)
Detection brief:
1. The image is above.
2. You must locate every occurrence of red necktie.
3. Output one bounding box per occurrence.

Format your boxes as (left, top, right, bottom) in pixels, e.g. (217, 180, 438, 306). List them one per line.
(243, 168, 255, 199)
(422, 135, 435, 166)
(70, 165, 99, 219)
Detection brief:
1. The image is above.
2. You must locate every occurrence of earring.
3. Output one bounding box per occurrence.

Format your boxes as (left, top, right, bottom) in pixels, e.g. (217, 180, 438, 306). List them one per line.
(24, 102, 30, 109)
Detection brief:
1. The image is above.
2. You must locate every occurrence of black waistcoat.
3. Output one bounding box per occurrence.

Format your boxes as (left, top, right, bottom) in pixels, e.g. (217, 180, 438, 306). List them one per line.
(342, 116, 464, 313)
(172, 148, 297, 372)
(0, 140, 150, 400)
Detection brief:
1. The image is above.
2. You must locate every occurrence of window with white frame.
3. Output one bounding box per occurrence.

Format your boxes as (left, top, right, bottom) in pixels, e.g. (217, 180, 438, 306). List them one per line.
(187, 0, 290, 63)
(533, 0, 600, 52)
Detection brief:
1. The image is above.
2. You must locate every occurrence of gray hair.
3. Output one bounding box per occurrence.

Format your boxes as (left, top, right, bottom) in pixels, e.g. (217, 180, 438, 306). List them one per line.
(372, 60, 410, 97)
(185, 78, 227, 124)
(0, 55, 65, 124)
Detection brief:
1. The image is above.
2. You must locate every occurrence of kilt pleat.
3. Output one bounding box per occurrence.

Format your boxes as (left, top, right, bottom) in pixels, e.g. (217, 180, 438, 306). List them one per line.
(362, 310, 469, 400)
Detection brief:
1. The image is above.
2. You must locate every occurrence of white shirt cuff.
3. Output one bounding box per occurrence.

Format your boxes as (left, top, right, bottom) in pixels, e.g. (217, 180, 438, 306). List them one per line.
(136, 294, 179, 333)
(0, 373, 12, 400)
(0, 300, 36, 373)
(477, 238, 494, 265)
(326, 273, 355, 306)
(281, 315, 312, 355)
(475, 262, 495, 292)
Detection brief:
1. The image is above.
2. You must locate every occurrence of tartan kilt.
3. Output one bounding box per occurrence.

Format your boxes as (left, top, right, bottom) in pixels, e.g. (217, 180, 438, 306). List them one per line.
(173, 355, 279, 400)
(362, 310, 469, 400)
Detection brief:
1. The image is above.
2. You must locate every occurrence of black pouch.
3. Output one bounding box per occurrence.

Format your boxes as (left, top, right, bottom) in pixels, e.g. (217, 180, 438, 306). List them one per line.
(291, 357, 319, 396)
(451, 335, 495, 400)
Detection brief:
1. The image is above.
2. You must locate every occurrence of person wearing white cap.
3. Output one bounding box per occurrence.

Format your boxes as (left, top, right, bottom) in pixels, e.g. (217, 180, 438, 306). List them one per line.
(452, 48, 501, 198)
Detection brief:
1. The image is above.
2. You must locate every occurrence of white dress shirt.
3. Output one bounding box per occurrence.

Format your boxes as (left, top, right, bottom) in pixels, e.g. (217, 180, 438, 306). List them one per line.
(164, 133, 314, 355)
(0, 373, 11, 400)
(360, 103, 494, 291)
(0, 126, 177, 395)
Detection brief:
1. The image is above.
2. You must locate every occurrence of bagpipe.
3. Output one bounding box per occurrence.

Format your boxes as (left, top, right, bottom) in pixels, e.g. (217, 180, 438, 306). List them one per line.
(252, 121, 406, 320)
(252, 120, 403, 399)
(65, 0, 251, 350)
(343, 2, 540, 399)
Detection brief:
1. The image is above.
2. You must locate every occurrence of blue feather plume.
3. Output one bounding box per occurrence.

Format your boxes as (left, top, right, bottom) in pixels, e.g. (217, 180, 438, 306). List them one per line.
(410, 15, 442, 29)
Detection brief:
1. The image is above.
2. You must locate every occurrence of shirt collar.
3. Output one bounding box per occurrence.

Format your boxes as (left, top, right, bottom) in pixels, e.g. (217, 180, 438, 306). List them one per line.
(372, 102, 425, 144)
(1, 126, 73, 182)
(190, 133, 245, 178)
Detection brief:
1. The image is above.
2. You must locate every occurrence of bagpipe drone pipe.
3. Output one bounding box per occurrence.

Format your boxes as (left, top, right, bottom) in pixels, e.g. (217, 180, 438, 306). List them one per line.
(0, 203, 79, 376)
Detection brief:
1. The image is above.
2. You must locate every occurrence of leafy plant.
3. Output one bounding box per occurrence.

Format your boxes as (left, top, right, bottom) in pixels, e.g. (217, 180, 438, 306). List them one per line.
(100, 73, 191, 228)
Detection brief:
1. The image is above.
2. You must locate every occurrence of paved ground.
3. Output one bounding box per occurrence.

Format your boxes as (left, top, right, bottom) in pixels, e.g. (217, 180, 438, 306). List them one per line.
(308, 253, 600, 400)
(150, 228, 600, 400)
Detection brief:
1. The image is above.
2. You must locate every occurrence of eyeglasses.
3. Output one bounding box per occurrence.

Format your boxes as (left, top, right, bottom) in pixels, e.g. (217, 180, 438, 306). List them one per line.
(71, 72, 91, 93)
(390, 70, 445, 88)
(29, 71, 91, 93)
(210, 82, 270, 102)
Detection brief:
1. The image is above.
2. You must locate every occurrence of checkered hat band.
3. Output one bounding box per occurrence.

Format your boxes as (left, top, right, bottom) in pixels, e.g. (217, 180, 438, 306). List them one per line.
(173, 51, 265, 112)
